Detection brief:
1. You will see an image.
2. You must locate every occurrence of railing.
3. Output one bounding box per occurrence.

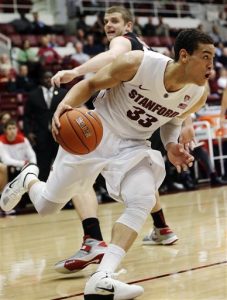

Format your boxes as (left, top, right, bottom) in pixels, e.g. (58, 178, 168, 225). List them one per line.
(0, 0, 224, 20)
(0, 0, 32, 13)
(0, 33, 11, 55)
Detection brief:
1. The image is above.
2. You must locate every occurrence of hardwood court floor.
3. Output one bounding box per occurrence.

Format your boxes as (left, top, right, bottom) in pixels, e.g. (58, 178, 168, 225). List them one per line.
(1, 187, 227, 300)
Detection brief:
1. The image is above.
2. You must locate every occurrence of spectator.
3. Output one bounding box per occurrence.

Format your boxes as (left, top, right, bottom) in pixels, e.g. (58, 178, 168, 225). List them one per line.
(23, 71, 67, 181)
(17, 39, 39, 65)
(208, 68, 222, 101)
(197, 23, 205, 32)
(0, 119, 37, 215)
(65, 0, 83, 35)
(156, 17, 170, 37)
(0, 53, 14, 74)
(17, 39, 40, 82)
(220, 86, 227, 128)
(217, 67, 227, 90)
(37, 35, 62, 68)
(91, 13, 105, 44)
(7, 64, 36, 93)
(180, 115, 227, 187)
(31, 11, 52, 35)
(133, 16, 143, 36)
(76, 28, 86, 43)
(76, 13, 91, 34)
(71, 41, 90, 65)
(11, 12, 32, 34)
(142, 16, 156, 37)
(83, 34, 102, 57)
(0, 54, 16, 87)
(48, 34, 60, 48)
(0, 112, 11, 134)
(217, 47, 227, 68)
(192, 141, 227, 186)
(209, 24, 223, 45)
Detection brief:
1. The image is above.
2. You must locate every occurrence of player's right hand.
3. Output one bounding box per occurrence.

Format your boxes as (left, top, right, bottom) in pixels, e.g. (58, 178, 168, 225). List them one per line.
(51, 70, 78, 87)
(52, 103, 72, 140)
(179, 124, 196, 151)
(166, 143, 194, 173)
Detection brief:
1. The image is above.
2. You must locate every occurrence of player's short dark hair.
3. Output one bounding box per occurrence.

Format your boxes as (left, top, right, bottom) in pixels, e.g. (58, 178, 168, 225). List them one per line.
(4, 119, 17, 130)
(174, 29, 214, 61)
(105, 6, 133, 24)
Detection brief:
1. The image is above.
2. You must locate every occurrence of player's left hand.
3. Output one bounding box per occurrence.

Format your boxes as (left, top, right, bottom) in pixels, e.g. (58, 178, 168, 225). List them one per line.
(52, 103, 72, 140)
(166, 143, 194, 173)
(179, 125, 196, 152)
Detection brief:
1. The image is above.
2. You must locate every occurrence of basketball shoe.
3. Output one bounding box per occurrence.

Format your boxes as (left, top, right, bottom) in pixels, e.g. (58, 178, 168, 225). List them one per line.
(142, 226, 178, 245)
(84, 271, 144, 300)
(55, 236, 107, 274)
(0, 163, 39, 212)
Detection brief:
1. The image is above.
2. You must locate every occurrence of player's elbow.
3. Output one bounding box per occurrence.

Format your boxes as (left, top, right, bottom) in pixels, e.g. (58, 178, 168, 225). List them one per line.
(86, 78, 98, 94)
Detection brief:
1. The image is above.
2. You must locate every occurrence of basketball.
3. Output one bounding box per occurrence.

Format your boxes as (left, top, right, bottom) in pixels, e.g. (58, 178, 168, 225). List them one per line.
(56, 108, 103, 155)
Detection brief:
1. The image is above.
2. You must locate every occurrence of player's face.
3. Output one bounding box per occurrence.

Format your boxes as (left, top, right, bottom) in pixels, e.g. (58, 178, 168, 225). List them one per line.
(104, 12, 132, 41)
(183, 43, 215, 86)
(5, 125, 17, 141)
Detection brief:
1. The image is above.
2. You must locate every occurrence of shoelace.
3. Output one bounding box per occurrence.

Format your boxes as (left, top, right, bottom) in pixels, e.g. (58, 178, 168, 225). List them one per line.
(111, 268, 127, 279)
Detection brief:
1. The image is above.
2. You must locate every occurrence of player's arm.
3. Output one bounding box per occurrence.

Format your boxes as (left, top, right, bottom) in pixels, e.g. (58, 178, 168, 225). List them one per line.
(52, 50, 143, 137)
(160, 89, 208, 172)
(51, 36, 132, 87)
(160, 89, 208, 149)
(179, 115, 196, 151)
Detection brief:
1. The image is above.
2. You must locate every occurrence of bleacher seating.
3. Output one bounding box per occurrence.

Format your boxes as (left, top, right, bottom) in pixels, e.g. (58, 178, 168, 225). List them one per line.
(0, 92, 28, 129)
(24, 34, 39, 47)
(10, 33, 23, 47)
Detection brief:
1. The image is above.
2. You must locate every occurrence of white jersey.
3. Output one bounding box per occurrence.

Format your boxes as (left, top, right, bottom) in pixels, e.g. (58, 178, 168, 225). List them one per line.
(0, 133, 37, 168)
(94, 49, 205, 139)
(41, 50, 206, 205)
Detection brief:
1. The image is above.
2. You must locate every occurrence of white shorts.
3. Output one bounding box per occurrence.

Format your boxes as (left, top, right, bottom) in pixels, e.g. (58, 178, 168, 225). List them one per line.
(42, 123, 166, 204)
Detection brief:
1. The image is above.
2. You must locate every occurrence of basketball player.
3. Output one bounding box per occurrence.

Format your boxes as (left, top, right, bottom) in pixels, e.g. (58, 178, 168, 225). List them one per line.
(51, 6, 178, 274)
(1, 29, 215, 299)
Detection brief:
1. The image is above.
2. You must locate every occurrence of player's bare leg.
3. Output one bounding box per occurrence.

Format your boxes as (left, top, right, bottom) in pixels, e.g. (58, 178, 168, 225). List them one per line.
(72, 188, 98, 220)
(85, 158, 155, 299)
(84, 223, 144, 300)
(56, 189, 178, 273)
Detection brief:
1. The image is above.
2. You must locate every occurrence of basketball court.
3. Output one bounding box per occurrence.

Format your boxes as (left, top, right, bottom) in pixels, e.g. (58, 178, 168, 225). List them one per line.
(1, 186, 227, 300)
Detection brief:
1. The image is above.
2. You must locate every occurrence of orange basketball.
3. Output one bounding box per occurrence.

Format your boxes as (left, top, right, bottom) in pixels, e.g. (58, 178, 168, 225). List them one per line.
(56, 108, 103, 155)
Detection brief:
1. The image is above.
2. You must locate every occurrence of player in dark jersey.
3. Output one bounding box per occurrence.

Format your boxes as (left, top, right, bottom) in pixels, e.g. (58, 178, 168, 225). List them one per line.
(51, 6, 178, 274)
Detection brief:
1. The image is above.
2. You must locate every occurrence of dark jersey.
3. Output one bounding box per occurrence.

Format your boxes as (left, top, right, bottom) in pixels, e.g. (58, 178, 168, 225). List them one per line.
(123, 32, 153, 51)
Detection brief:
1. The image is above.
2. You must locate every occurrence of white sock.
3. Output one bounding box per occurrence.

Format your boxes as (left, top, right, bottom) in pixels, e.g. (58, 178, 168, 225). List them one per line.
(28, 181, 45, 210)
(97, 244, 126, 274)
(24, 173, 38, 189)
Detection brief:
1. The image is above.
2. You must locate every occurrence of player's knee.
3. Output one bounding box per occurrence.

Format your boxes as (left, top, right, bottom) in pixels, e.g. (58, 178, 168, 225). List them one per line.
(36, 207, 52, 216)
(122, 186, 156, 213)
(36, 199, 64, 216)
(116, 196, 156, 233)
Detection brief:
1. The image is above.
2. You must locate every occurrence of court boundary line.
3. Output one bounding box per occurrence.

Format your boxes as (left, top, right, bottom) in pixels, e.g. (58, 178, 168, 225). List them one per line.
(51, 259, 227, 299)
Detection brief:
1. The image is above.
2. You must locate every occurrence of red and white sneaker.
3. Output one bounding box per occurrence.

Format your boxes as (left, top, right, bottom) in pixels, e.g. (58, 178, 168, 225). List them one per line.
(142, 226, 178, 245)
(54, 236, 107, 274)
